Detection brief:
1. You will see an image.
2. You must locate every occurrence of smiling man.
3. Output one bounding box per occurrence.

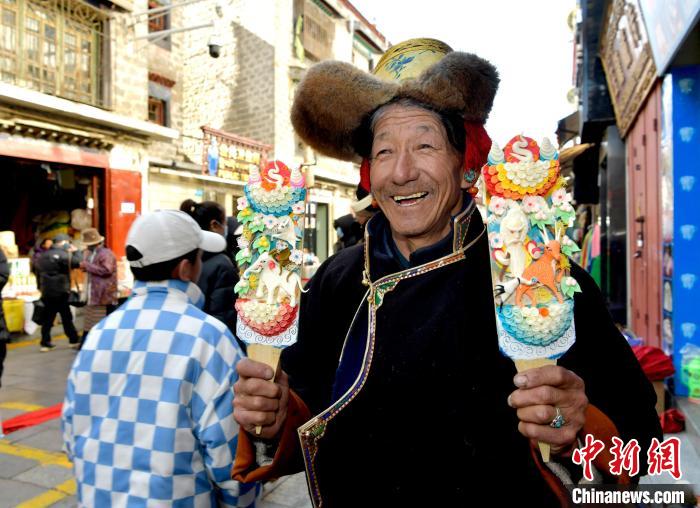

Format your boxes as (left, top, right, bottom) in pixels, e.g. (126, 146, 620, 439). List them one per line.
(231, 39, 661, 507)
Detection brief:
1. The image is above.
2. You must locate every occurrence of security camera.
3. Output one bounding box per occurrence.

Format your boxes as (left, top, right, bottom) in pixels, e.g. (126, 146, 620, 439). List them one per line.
(208, 35, 222, 58)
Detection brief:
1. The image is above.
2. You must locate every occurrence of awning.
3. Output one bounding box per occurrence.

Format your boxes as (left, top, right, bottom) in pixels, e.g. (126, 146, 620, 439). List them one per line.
(559, 143, 594, 166)
(556, 111, 580, 146)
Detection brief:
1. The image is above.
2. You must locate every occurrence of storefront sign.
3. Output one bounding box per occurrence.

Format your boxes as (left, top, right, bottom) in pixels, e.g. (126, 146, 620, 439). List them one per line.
(600, 0, 658, 137)
(639, 0, 700, 75)
(201, 126, 271, 182)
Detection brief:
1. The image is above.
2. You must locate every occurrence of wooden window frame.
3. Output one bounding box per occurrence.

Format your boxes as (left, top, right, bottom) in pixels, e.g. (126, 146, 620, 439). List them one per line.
(148, 96, 167, 126)
(0, 0, 106, 107)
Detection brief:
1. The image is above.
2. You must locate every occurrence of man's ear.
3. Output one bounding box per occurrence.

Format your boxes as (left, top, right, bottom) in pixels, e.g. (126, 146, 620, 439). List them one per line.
(171, 258, 193, 282)
(460, 160, 478, 190)
(460, 171, 471, 190)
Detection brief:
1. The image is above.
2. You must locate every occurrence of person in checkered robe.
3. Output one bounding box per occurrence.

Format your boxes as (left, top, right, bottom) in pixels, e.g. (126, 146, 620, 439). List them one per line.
(62, 210, 260, 507)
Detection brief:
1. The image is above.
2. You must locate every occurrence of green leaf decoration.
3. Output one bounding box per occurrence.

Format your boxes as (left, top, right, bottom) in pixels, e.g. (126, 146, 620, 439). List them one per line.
(562, 242, 581, 258)
(234, 279, 250, 296)
(249, 220, 265, 233)
(237, 207, 254, 223)
(530, 216, 554, 229)
(253, 235, 271, 254)
(561, 277, 582, 299)
(555, 208, 575, 225)
(235, 248, 252, 266)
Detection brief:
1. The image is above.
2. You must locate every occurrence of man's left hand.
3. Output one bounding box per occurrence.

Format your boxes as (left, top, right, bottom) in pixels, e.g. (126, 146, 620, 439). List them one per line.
(507, 365, 588, 456)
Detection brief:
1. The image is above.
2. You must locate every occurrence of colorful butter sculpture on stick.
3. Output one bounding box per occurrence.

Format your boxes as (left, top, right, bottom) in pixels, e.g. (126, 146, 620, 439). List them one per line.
(481, 135, 581, 462)
(234, 160, 307, 431)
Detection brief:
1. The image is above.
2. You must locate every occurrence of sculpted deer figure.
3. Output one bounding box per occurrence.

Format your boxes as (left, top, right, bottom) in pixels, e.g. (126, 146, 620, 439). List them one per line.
(515, 225, 565, 307)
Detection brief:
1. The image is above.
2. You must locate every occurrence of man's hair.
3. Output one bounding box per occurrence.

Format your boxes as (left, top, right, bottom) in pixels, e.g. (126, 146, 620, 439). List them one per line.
(126, 246, 199, 281)
(180, 200, 225, 232)
(353, 97, 466, 158)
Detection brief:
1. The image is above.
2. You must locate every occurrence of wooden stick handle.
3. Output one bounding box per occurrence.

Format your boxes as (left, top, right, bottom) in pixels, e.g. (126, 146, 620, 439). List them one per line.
(514, 357, 557, 463)
(247, 344, 282, 436)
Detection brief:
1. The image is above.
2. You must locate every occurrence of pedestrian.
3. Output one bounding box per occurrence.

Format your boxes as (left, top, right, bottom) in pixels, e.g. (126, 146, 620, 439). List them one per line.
(78, 228, 117, 343)
(61, 210, 260, 507)
(30, 237, 53, 274)
(231, 39, 662, 506)
(332, 213, 363, 252)
(0, 247, 10, 387)
(180, 200, 240, 340)
(34, 233, 81, 351)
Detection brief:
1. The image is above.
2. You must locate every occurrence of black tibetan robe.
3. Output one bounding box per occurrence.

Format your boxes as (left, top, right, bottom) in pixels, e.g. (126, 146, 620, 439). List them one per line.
(277, 200, 661, 507)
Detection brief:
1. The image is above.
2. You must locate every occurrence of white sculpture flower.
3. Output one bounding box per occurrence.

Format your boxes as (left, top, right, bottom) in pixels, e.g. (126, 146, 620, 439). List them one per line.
(275, 240, 288, 251)
(237, 196, 249, 210)
(521, 196, 540, 214)
(292, 201, 306, 215)
(237, 236, 250, 249)
(289, 249, 303, 265)
(489, 232, 504, 249)
(551, 188, 572, 206)
(263, 215, 278, 229)
(535, 210, 548, 221)
(250, 214, 264, 228)
(488, 196, 507, 216)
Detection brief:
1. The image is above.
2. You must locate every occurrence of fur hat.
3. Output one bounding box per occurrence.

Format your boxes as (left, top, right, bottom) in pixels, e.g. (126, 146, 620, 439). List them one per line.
(291, 38, 500, 162)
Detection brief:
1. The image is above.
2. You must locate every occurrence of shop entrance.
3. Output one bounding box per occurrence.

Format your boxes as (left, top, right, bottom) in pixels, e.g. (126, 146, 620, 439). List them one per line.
(0, 156, 105, 255)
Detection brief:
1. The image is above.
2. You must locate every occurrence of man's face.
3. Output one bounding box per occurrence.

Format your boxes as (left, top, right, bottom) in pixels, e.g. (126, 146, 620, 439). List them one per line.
(370, 105, 464, 249)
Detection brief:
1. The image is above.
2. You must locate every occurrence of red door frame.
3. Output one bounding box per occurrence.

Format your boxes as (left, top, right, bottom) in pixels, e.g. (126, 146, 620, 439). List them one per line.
(105, 168, 142, 258)
(627, 82, 662, 347)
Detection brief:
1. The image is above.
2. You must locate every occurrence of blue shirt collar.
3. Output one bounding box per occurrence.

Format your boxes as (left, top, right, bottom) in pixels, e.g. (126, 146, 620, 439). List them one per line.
(131, 280, 206, 309)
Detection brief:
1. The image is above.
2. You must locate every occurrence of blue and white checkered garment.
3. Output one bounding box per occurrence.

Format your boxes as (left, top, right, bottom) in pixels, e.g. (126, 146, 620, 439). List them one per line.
(62, 279, 261, 507)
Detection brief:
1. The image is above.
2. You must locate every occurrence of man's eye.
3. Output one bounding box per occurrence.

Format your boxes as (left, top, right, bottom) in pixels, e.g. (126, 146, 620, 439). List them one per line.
(374, 149, 392, 157)
(418, 144, 434, 150)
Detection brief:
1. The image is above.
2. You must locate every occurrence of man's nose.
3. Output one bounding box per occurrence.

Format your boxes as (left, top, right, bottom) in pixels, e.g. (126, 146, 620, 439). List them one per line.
(391, 149, 420, 185)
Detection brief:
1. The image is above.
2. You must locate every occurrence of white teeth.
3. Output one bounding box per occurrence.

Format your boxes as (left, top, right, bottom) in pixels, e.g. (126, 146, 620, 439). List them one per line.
(393, 192, 427, 202)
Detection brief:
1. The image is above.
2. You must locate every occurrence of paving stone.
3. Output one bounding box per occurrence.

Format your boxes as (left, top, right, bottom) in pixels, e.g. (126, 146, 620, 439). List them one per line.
(0, 478, 49, 507)
(0, 453, 37, 479)
(14, 428, 65, 453)
(49, 495, 77, 507)
(14, 464, 74, 489)
(5, 423, 47, 443)
(261, 473, 312, 508)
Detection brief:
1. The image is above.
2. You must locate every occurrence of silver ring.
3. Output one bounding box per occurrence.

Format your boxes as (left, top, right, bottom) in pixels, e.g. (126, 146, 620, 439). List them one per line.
(550, 407, 565, 428)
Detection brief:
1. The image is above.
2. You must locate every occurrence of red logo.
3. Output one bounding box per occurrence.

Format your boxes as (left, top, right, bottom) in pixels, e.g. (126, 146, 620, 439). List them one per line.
(608, 437, 641, 477)
(647, 437, 682, 480)
(572, 434, 606, 481)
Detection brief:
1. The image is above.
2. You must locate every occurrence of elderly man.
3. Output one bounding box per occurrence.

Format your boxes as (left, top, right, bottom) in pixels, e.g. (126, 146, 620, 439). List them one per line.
(232, 39, 661, 506)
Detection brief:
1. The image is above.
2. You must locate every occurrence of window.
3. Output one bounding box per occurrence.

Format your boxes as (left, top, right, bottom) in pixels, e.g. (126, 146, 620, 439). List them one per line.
(148, 0, 170, 50)
(148, 96, 166, 126)
(292, 0, 335, 61)
(0, 0, 106, 107)
(148, 74, 173, 127)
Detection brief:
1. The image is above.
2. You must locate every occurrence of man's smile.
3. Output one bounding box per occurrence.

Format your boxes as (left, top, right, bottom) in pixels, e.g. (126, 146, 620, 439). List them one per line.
(391, 191, 429, 206)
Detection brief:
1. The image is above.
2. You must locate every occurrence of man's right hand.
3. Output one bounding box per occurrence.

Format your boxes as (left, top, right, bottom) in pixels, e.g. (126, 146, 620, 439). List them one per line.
(233, 358, 289, 439)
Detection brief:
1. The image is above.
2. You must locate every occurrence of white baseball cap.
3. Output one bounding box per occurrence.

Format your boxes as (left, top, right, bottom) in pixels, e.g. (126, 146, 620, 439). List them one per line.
(126, 210, 226, 268)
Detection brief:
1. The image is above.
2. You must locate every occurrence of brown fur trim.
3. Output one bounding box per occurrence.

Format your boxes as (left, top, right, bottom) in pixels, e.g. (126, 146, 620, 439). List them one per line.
(290, 53, 499, 160)
(291, 61, 397, 161)
(400, 52, 499, 123)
